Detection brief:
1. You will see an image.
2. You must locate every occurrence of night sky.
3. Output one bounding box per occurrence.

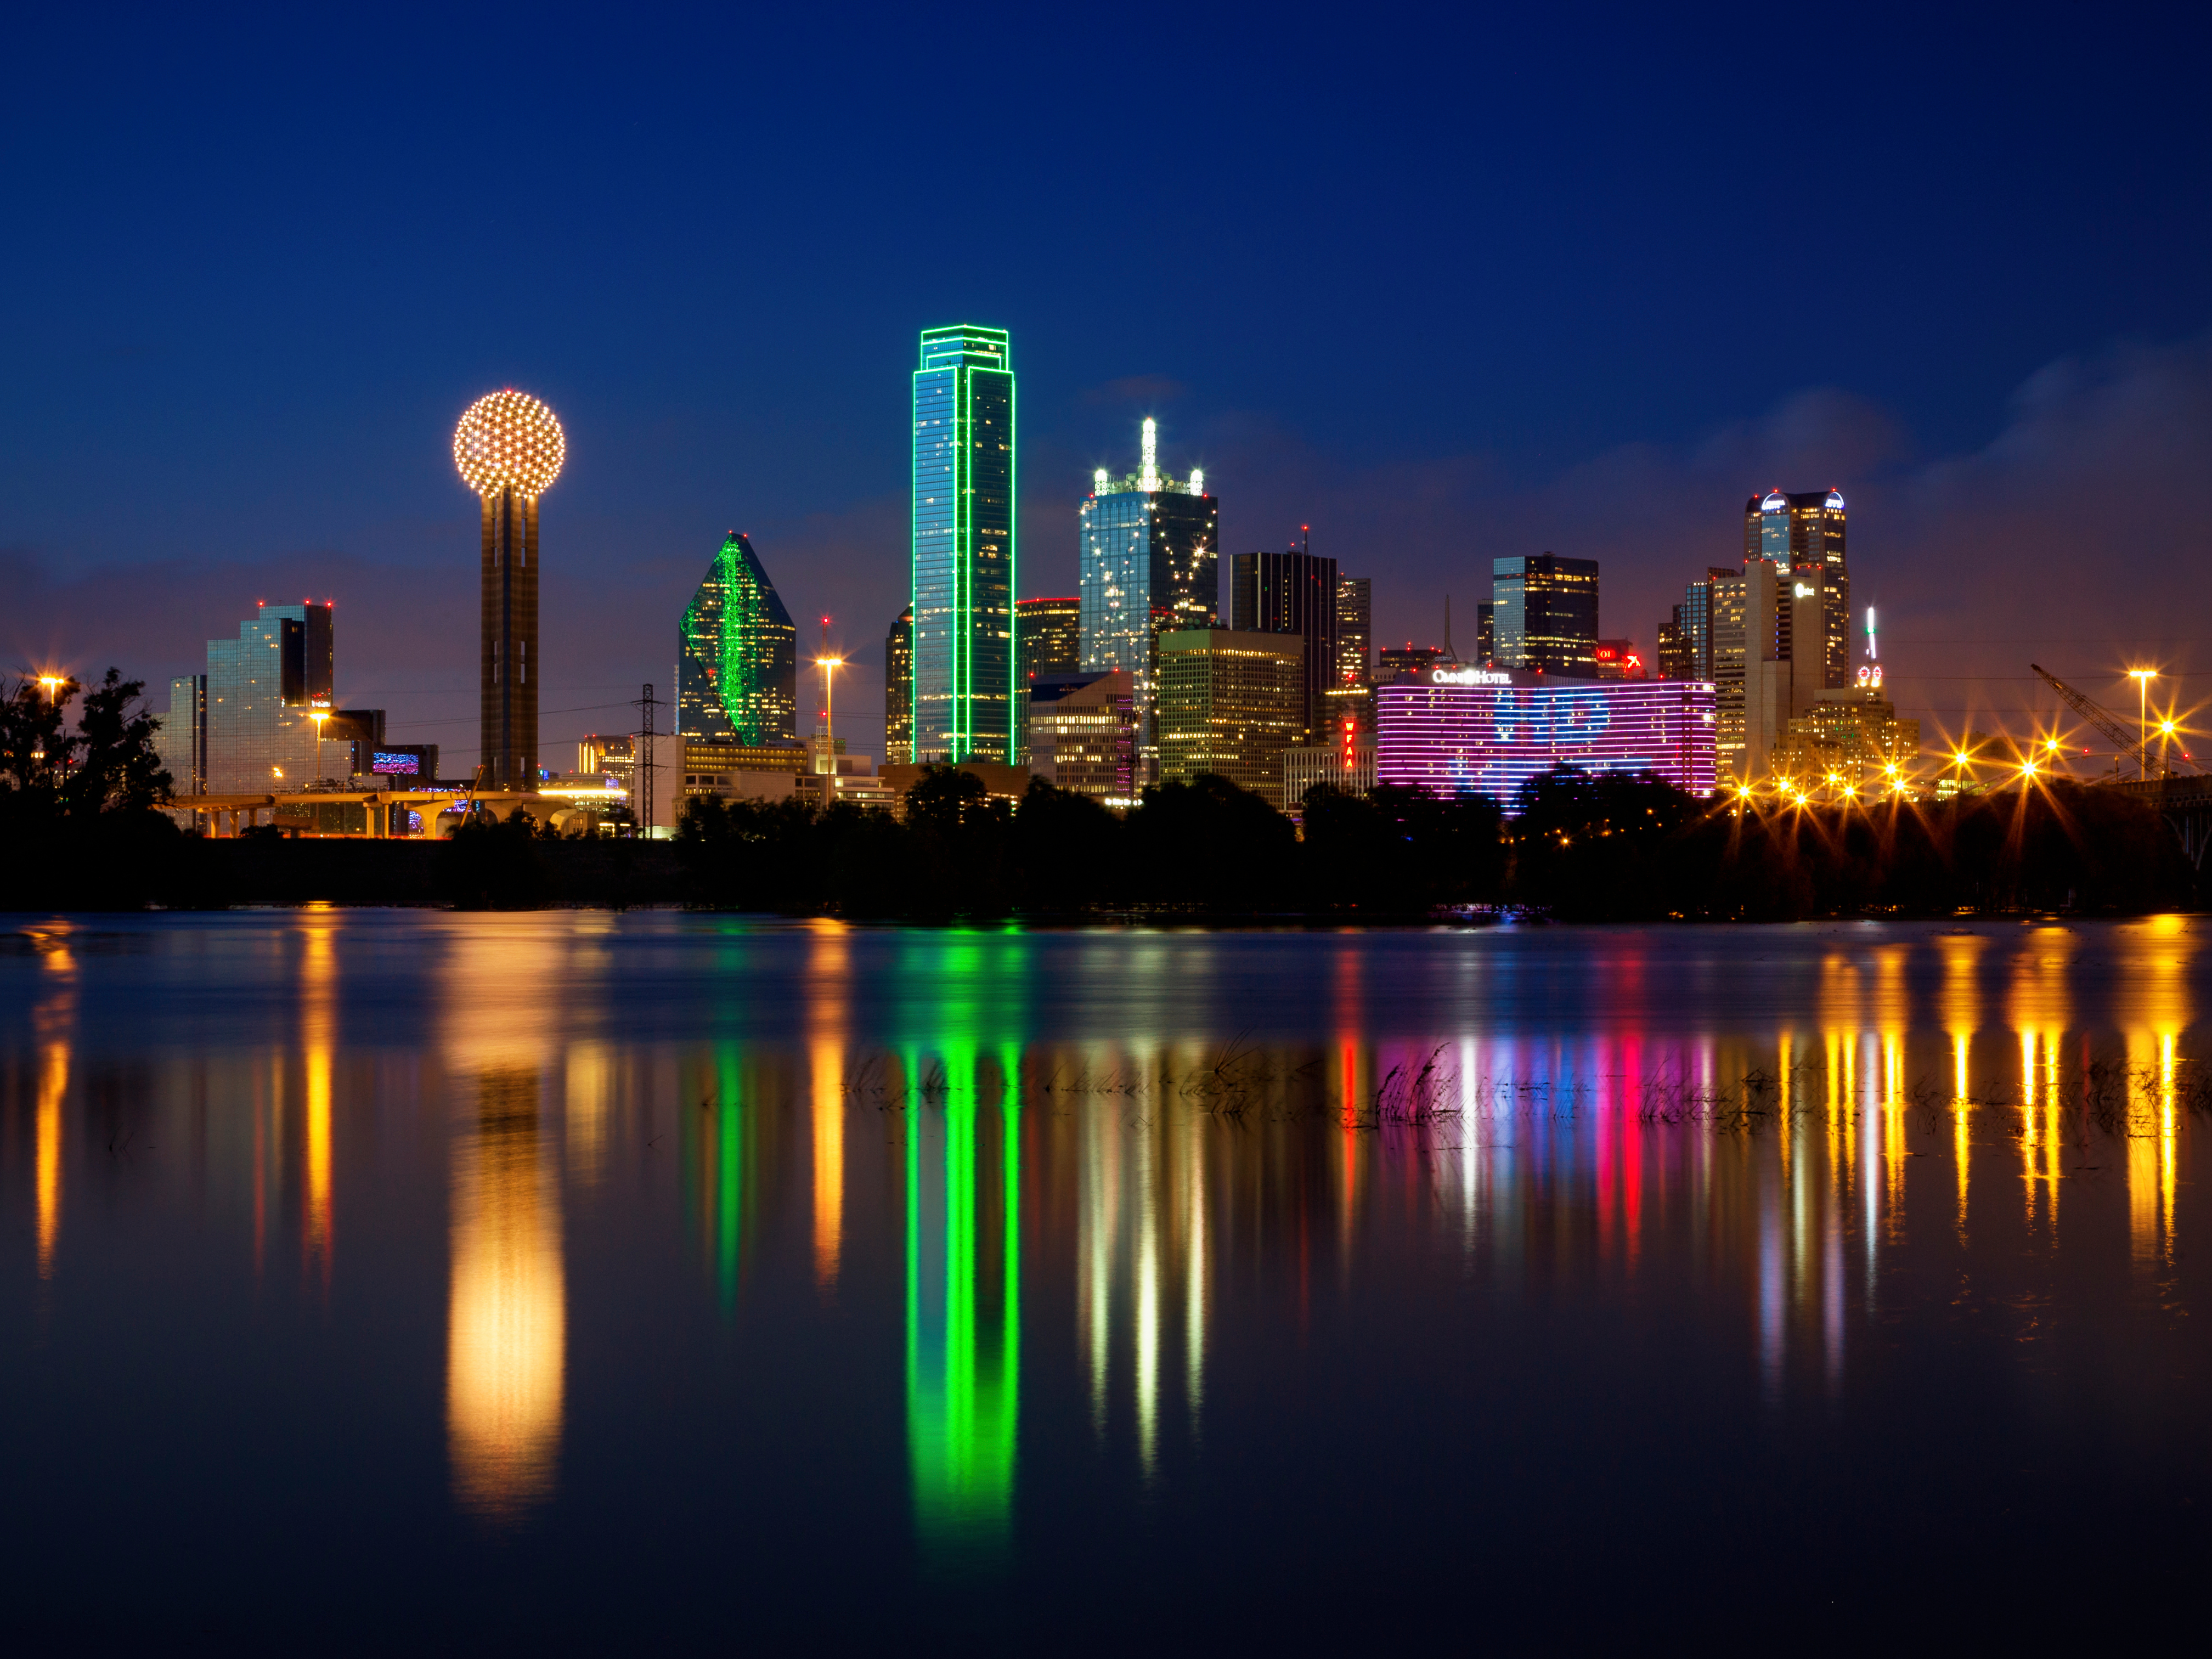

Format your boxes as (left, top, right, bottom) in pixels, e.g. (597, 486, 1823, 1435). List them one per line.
(5, 3, 2210, 766)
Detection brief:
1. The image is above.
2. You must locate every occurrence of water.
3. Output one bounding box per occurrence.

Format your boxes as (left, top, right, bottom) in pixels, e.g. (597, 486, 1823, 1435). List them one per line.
(3, 911, 2205, 1650)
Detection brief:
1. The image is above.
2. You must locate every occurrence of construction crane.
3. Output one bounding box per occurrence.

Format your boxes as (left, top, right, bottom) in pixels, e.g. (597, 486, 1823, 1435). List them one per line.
(2029, 663, 2189, 779)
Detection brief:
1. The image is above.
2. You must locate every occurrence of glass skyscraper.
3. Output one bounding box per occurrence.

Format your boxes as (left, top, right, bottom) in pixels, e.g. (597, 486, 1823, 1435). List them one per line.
(1491, 554, 1599, 678)
(1079, 419, 1217, 759)
(202, 602, 333, 792)
(912, 325, 1016, 763)
(678, 532, 798, 747)
(1231, 544, 1339, 744)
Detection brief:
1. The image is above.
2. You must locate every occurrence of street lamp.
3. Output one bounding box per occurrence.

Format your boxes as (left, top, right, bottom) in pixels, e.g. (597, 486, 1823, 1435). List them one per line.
(309, 710, 331, 785)
(2159, 718, 2179, 779)
(2128, 668, 2158, 780)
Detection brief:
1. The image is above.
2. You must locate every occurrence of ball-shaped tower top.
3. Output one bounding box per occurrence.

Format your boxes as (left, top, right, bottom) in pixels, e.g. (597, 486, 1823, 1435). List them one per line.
(453, 390, 566, 498)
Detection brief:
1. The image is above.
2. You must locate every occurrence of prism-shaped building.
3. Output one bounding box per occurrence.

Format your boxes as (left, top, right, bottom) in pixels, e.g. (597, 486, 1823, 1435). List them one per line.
(678, 532, 798, 747)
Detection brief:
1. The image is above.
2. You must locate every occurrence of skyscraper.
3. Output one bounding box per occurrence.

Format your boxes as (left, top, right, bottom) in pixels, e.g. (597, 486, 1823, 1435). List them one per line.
(1475, 602, 1496, 668)
(1746, 488, 1849, 687)
(1230, 542, 1338, 743)
(886, 605, 913, 760)
(1491, 554, 1599, 677)
(912, 325, 1016, 763)
(1155, 629, 1307, 808)
(678, 533, 799, 747)
(1656, 614, 1691, 681)
(1015, 596, 1082, 686)
(454, 390, 566, 791)
(1335, 575, 1371, 685)
(202, 601, 335, 792)
(1673, 567, 1737, 685)
(1079, 417, 1217, 763)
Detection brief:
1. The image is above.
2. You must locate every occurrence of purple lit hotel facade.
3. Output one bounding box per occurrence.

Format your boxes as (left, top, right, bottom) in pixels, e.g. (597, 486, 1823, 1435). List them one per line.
(1376, 669, 1717, 805)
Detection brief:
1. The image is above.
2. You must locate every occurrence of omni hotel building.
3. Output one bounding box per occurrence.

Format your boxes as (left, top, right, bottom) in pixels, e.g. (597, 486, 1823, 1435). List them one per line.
(1376, 665, 1717, 805)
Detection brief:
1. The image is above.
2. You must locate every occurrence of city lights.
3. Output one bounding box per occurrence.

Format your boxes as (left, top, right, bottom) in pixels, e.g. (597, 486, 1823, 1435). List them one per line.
(453, 390, 566, 499)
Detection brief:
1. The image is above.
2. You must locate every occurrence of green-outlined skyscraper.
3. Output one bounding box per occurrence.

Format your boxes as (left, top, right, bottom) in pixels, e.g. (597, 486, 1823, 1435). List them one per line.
(678, 532, 799, 746)
(911, 325, 1015, 763)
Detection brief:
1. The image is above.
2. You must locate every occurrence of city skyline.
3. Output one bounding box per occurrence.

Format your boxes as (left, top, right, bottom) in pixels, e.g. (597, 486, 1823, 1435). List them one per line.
(8, 13, 2210, 775)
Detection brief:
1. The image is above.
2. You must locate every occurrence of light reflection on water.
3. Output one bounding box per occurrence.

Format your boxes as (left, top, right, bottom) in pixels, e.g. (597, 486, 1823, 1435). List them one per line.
(2, 913, 2208, 1645)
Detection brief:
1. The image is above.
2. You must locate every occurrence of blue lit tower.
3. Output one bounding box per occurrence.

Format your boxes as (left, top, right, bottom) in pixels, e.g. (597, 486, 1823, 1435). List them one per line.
(1078, 418, 1218, 757)
(911, 326, 1016, 763)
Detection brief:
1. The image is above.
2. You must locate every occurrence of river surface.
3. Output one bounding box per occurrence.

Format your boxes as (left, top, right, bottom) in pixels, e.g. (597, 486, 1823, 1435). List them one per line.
(2, 911, 2206, 1650)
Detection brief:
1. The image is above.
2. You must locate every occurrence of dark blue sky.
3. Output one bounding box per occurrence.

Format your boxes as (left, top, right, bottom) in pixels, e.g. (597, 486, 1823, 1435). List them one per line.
(6, 2, 2211, 763)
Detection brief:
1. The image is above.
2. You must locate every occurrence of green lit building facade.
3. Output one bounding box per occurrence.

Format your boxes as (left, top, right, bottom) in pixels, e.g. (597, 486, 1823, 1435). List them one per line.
(678, 532, 799, 747)
(911, 326, 1016, 763)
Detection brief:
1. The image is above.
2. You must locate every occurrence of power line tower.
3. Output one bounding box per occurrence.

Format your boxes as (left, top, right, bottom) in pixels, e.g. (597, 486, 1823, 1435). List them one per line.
(633, 682, 661, 835)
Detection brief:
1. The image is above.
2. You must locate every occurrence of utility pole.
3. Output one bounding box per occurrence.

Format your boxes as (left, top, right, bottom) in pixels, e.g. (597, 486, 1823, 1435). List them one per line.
(633, 683, 660, 836)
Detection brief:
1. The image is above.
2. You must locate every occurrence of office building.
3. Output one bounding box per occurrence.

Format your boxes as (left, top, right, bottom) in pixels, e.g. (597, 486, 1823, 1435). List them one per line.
(1230, 542, 1338, 742)
(1771, 688, 1921, 794)
(1747, 488, 1849, 688)
(679, 532, 799, 748)
(1335, 576, 1371, 686)
(913, 324, 1017, 763)
(454, 390, 565, 791)
(1656, 616, 1691, 681)
(1475, 602, 1496, 668)
(1155, 629, 1306, 807)
(1377, 669, 1717, 805)
(1015, 596, 1082, 686)
(1378, 644, 1447, 681)
(1491, 554, 1599, 678)
(202, 601, 335, 792)
(1283, 741, 1378, 808)
(1673, 567, 1735, 685)
(885, 605, 913, 760)
(1707, 558, 1848, 779)
(1078, 418, 1217, 758)
(1593, 639, 1644, 680)
(1025, 669, 1138, 802)
(157, 675, 207, 797)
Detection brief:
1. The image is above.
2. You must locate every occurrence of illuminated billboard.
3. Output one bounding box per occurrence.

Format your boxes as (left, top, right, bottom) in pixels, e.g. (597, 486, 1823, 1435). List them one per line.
(1377, 671, 1717, 805)
(371, 751, 421, 775)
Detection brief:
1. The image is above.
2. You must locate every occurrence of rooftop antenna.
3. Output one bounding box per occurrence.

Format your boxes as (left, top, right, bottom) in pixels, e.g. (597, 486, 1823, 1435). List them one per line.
(1139, 418, 1159, 493)
(1443, 594, 1454, 661)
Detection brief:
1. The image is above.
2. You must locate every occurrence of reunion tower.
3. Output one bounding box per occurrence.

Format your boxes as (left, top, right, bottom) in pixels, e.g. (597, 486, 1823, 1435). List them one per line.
(454, 390, 565, 791)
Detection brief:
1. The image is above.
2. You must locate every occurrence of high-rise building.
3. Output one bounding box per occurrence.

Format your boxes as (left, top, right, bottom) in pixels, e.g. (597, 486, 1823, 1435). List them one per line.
(1746, 488, 1849, 688)
(1229, 542, 1338, 743)
(1335, 576, 1371, 685)
(1016, 596, 1082, 686)
(1026, 669, 1138, 802)
(1656, 616, 1692, 681)
(1155, 629, 1307, 808)
(454, 390, 566, 791)
(1674, 566, 1737, 685)
(678, 532, 798, 747)
(1475, 602, 1496, 668)
(1491, 554, 1599, 678)
(885, 605, 913, 760)
(202, 601, 336, 792)
(157, 674, 207, 797)
(1079, 418, 1217, 761)
(913, 325, 1016, 763)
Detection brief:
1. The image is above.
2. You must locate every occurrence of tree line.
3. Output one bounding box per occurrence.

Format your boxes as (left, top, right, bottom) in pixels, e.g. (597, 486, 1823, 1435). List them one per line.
(2, 669, 2197, 917)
